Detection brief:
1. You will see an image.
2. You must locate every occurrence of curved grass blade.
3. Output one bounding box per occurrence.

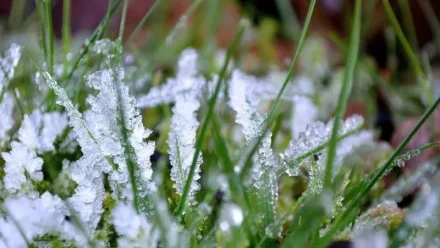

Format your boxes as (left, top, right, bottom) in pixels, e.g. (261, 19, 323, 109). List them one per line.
(323, 0, 362, 188)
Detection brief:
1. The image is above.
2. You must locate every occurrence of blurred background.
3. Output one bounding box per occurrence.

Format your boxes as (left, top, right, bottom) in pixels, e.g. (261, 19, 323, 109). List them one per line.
(1, 0, 440, 174)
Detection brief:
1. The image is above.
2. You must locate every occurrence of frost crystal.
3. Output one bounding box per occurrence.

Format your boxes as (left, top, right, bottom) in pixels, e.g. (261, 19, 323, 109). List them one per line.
(112, 203, 160, 248)
(1, 141, 43, 196)
(18, 110, 68, 153)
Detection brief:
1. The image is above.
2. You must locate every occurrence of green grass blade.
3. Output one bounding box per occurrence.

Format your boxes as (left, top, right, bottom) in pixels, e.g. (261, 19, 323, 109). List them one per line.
(174, 19, 249, 218)
(125, 0, 163, 47)
(382, 0, 432, 105)
(323, 0, 362, 189)
(44, 0, 55, 75)
(418, 0, 440, 51)
(35, 0, 48, 62)
(118, 0, 129, 43)
(62, 0, 72, 71)
(397, 0, 418, 50)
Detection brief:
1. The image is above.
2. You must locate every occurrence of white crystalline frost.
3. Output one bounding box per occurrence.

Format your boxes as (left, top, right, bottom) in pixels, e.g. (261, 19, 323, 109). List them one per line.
(112, 203, 160, 248)
(0, 43, 21, 91)
(1, 141, 43, 196)
(0, 194, 87, 248)
(159, 49, 204, 205)
(0, 93, 14, 143)
(85, 68, 155, 203)
(281, 114, 364, 176)
(18, 110, 68, 153)
(137, 49, 206, 108)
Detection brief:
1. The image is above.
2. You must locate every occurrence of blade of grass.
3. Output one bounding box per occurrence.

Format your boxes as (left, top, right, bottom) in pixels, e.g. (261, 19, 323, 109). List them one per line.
(418, 0, 440, 51)
(383, 0, 432, 105)
(323, 0, 362, 189)
(397, 0, 418, 51)
(62, 0, 72, 72)
(44, 0, 55, 75)
(124, 0, 163, 47)
(8, 0, 25, 30)
(275, 0, 301, 42)
(174, 19, 249, 218)
(35, 0, 48, 62)
(317, 95, 440, 248)
(239, 0, 317, 180)
(118, 0, 129, 43)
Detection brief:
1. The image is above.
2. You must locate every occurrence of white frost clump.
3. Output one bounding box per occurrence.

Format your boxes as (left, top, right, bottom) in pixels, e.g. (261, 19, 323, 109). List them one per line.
(1, 141, 44, 196)
(0, 93, 15, 143)
(18, 110, 68, 153)
(0, 43, 21, 91)
(112, 203, 160, 248)
(0, 193, 87, 248)
(291, 96, 318, 138)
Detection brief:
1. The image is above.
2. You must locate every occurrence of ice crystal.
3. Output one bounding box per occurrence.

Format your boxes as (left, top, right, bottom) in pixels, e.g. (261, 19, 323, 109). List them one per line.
(291, 96, 318, 138)
(281, 115, 364, 176)
(17, 110, 68, 153)
(1, 141, 43, 196)
(112, 203, 160, 248)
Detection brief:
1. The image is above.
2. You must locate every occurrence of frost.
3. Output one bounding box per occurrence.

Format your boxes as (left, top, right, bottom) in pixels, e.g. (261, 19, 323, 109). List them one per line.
(353, 229, 388, 248)
(1, 141, 44, 196)
(0, 93, 14, 143)
(0, 193, 87, 247)
(137, 49, 206, 108)
(17, 110, 68, 153)
(281, 115, 364, 176)
(112, 203, 160, 248)
(0, 43, 21, 92)
(291, 96, 318, 138)
(85, 68, 155, 204)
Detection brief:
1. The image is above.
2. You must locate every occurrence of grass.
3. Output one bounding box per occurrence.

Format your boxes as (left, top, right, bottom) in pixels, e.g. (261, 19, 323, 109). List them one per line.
(1, 0, 440, 247)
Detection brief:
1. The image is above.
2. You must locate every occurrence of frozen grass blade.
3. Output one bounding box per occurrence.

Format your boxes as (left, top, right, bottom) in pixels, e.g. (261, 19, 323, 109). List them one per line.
(174, 19, 248, 218)
(323, 0, 361, 189)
